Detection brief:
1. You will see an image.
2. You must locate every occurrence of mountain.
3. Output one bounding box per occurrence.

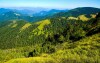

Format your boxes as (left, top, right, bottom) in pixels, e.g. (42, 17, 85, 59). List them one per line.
(0, 11, 22, 21)
(0, 12, 100, 63)
(0, 7, 99, 22)
(53, 7, 100, 17)
(0, 11, 46, 22)
(0, 11, 99, 49)
(33, 9, 67, 16)
(0, 8, 12, 14)
(9, 7, 49, 13)
(0, 7, 100, 63)
(0, 8, 67, 22)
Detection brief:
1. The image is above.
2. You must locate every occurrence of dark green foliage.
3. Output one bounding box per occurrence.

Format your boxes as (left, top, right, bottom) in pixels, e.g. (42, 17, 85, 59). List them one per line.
(53, 7, 100, 18)
(28, 50, 37, 57)
(86, 12, 100, 36)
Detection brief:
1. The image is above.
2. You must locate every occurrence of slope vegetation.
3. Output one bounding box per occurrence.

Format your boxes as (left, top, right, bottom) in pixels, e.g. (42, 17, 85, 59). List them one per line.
(5, 33, 100, 63)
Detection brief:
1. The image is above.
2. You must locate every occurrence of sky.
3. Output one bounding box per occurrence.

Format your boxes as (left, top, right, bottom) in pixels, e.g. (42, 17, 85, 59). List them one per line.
(0, 0, 100, 9)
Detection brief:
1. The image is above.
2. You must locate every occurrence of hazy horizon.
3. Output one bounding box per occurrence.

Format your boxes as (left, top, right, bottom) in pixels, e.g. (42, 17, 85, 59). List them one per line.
(0, 0, 100, 9)
(0, 7, 100, 10)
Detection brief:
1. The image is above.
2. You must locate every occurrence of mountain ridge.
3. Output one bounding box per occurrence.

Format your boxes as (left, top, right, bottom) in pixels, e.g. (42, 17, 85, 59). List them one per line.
(53, 7, 100, 18)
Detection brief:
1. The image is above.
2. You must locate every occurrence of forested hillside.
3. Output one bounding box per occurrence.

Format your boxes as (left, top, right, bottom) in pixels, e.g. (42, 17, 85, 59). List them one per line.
(53, 7, 100, 17)
(0, 7, 100, 63)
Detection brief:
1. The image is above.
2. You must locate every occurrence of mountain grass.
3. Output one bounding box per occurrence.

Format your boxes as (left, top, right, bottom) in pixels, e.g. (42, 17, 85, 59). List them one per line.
(11, 23, 18, 28)
(32, 19, 51, 35)
(78, 15, 89, 21)
(67, 17, 78, 20)
(36, 19, 51, 30)
(20, 23, 31, 31)
(91, 14, 96, 18)
(5, 57, 56, 63)
(1, 33, 100, 63)
(51, 33, 100, 63)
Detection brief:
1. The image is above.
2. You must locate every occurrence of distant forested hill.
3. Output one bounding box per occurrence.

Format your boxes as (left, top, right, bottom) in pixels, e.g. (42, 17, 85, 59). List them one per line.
(53, 7, 100, 17)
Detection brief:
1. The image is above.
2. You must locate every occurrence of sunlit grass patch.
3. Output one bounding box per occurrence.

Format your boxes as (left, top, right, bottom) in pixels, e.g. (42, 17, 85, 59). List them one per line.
(91, 14, 96, 18)
(11, 24, 17, 28)
(5, 57, 55, 63)
(36, 19, 51, 30)
(20, 23, 31, 31)
(32, 19, 51, 35)
(8, 21, 17, 27)
(78, 15, 89, 21)
(68, 16, 78, 20)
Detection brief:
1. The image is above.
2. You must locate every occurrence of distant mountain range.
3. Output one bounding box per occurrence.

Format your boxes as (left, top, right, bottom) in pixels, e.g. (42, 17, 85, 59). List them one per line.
(0, 8, 12, 14)
(33, 9, 67, 16)
(0, 7, 100, 22)
(0, 8, 68, 22)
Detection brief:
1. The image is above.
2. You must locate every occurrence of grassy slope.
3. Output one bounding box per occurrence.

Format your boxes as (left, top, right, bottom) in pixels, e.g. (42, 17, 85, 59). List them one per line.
(5, 33, 100, 63)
